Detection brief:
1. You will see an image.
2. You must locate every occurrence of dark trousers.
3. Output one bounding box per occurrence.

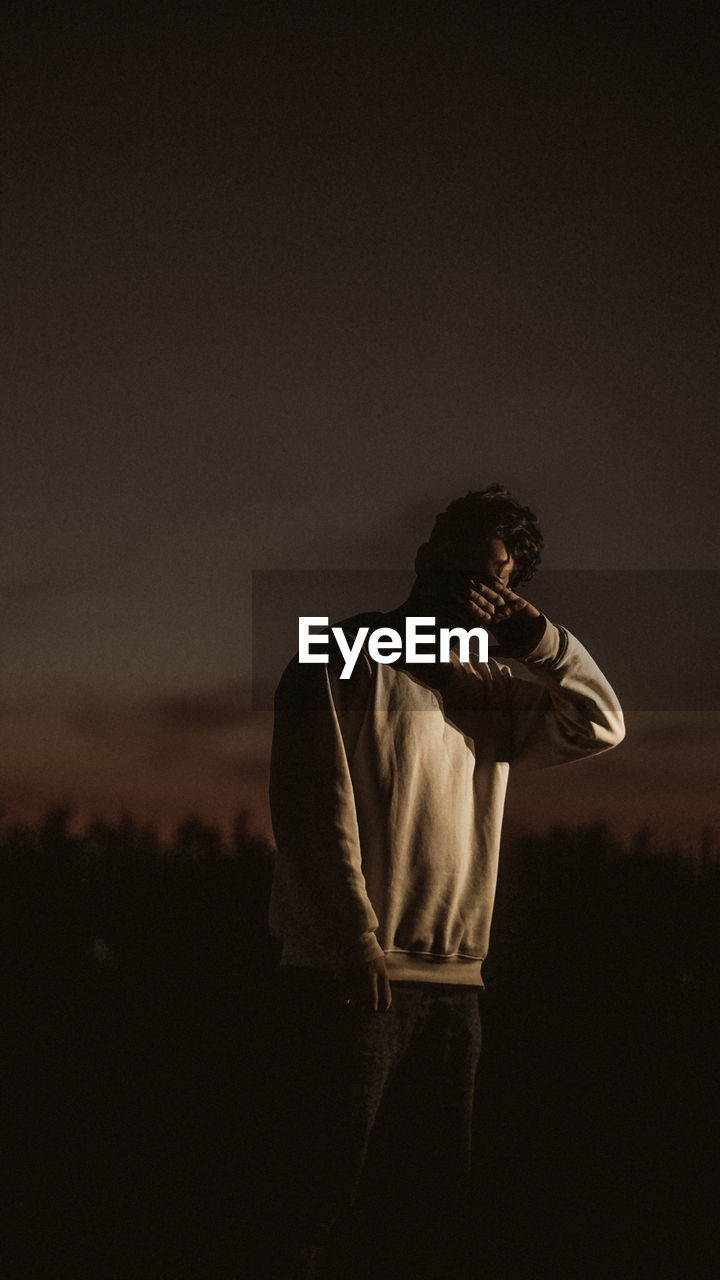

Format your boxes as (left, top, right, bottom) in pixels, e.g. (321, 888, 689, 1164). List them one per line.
(268, 967, 483, 1276)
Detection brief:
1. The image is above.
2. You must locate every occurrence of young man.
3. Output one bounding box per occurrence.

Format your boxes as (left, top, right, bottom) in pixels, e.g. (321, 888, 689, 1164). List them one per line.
(267, 485, 624, 1277)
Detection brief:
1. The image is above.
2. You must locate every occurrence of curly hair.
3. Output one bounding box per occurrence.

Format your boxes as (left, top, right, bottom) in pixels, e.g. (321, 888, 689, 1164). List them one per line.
(422, 484, 543, 584)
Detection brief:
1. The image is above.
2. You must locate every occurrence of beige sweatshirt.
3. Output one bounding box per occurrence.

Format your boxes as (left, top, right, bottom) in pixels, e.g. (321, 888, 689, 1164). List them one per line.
(268, 612, 625, 986)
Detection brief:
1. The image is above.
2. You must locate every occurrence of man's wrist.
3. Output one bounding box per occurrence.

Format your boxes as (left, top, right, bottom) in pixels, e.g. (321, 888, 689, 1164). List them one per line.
(495, 610, 547, 658)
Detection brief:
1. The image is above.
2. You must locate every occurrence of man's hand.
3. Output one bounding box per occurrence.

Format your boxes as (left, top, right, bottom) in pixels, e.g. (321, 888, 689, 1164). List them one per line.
(347, 954, 392, 1012)
(456, 579, 546, 654)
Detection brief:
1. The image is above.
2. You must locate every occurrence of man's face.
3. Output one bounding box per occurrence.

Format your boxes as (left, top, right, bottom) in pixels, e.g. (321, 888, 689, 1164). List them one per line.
(468, 537, 516, 590)
(419, 535, 517, 621)
(432, 536, 515, 588)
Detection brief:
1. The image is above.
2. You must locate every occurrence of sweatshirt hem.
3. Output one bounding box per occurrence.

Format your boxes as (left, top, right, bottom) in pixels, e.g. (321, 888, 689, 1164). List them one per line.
(384, 951, 485, 986)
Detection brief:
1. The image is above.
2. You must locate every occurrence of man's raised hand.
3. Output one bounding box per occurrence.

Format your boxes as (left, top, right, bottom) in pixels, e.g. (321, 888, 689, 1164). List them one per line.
(459, 579, 546, 654)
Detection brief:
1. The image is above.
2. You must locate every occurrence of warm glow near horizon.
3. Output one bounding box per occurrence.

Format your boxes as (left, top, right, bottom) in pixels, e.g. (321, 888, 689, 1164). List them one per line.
(2, 707, 719, 854)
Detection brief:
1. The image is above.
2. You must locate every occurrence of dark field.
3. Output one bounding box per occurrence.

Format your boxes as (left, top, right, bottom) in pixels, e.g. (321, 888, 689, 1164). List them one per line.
(3, 811, 718, 1278)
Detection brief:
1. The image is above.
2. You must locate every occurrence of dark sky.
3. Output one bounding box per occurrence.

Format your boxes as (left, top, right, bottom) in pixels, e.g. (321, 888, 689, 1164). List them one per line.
(2, 1, 719, 842)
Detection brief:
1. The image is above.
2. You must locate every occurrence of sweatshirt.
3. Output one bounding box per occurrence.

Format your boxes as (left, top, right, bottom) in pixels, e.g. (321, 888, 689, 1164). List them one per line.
(268, 611, 625, 986)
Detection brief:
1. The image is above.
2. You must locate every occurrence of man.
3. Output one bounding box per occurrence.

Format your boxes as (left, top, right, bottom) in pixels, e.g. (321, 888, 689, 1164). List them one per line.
(267, 485, 624, 1277)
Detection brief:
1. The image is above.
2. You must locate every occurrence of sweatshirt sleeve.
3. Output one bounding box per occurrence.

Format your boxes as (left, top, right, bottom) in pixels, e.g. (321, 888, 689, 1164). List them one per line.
(268, 650, 384, 965)
(497, 615, 625, 770)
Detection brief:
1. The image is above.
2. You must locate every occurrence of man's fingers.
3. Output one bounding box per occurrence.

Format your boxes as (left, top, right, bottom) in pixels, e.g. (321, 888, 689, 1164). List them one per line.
(365, 959, 391, 1013)
(491, 582, 529, 612)
(490, 580, 542, 624)
(469, 584, 505, 607)
(463, 588, 514, 625)
(375, 975, 391, 1013)
(468, 586, 518, 619)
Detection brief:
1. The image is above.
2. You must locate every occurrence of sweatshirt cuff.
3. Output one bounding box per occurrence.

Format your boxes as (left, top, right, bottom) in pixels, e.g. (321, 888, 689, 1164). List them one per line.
(495, 614, 569, 666)
(520, 615, 570, 666)
(497, 612, 551, 661)
(358, 930, 384, 962)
